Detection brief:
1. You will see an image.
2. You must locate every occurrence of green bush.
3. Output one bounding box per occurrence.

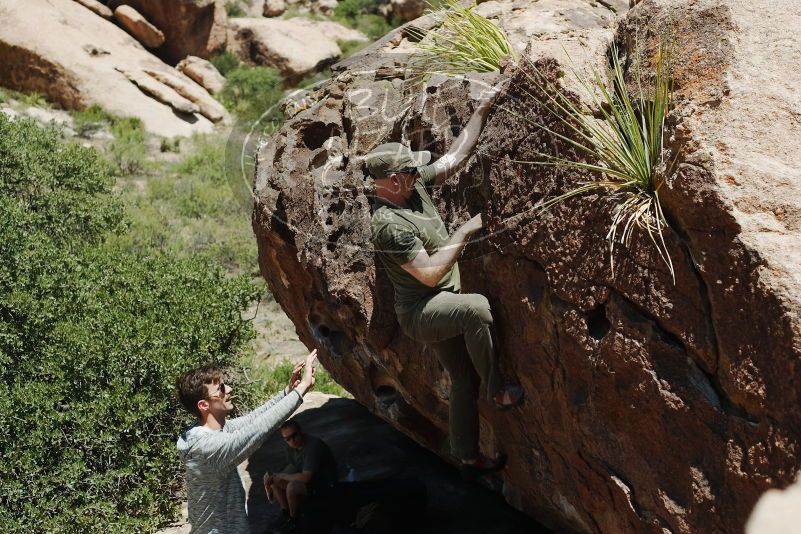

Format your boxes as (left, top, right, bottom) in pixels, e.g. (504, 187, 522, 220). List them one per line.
(210, 51, 241, 77)
(225, 0, 246, 17)
(0, 115, 262, 532)
(242, 359, 349, 399)
(338, 39, 368, 59)
(280, 5, 327, 21)
(332, 0, 373, 20)
(160, 137, 182, 153)
(69, 106, 148, 175)
(333, 0, 398, 40)
(108, 116, 148, 176)
(219, 64, 286, 126)
(71, 104, 115, 138)
(0, 115, 123, 243)
(19, 91, 48, 107)
(110, 134, 259, 274)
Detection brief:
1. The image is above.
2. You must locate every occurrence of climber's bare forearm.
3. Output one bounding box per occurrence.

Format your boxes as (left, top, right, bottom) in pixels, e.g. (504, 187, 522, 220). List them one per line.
(401, 215, 483, 287)
(401, 230, 468, 287)
(433, 103, 493, 186)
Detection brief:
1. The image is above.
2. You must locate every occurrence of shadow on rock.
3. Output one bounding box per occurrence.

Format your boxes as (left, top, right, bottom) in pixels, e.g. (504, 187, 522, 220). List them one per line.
(246, 393, 548, 534)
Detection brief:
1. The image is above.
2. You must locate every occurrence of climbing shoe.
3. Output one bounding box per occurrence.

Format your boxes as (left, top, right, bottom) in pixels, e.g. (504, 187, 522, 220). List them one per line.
(460, 453, 507, 481)
(494, 384, 525, 411)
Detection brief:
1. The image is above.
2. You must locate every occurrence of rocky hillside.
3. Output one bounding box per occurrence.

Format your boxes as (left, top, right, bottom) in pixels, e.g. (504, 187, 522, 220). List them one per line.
(251, 0, 801, 532)
(0, 0, 389, 136)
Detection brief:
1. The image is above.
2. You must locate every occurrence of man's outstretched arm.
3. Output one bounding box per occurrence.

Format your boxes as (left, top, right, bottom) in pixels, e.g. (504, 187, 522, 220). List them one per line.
(225, 361, 304, 432)
(431, 79, 507, 186)
(401, 214, 483, 287)
(197, 351, 317, 473)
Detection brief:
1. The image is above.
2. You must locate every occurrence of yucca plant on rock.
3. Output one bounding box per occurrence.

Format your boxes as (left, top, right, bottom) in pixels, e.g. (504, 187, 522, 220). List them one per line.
(509, 40, 676, 279)
(408, 0, 517, 78)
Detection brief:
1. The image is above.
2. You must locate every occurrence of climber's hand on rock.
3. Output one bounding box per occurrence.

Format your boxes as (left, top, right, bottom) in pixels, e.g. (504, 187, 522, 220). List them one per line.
(477, 78, 510, 108)
(461, 214, 485, 236)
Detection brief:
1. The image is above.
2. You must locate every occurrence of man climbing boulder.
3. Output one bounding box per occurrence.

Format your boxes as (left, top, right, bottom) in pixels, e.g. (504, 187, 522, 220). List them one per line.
(368, 79, 524, 479)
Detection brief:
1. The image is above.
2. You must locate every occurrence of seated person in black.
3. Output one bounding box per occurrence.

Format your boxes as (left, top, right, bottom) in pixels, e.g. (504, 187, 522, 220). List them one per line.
(265, 419, 338, 526)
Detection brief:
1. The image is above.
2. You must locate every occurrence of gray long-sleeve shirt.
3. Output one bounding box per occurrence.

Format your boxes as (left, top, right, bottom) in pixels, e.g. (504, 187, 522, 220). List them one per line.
(177, 388, 303, 534)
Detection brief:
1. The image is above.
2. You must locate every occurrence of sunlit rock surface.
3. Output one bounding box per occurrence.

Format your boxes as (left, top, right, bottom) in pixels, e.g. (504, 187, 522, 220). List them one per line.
(0, 0, 225, 136)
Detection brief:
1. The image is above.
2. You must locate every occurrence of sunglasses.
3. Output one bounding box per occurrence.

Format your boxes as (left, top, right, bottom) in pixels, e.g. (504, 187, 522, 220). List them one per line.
(210, 381, 227, 398)
(282, 432, 299, 442)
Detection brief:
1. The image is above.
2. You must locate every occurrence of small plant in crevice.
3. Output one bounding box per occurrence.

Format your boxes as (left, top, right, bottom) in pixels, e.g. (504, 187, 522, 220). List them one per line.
(407, 0, 517, 80)
(508, 39, 677, 280)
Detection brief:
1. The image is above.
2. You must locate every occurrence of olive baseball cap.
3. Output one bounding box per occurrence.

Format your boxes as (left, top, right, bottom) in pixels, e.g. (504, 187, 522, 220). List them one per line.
(365, 142, 431, 180)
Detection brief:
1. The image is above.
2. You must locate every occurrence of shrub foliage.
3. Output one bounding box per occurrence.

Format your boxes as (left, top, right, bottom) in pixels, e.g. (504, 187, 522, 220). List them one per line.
(219, 64, 285, 125)
(333, 0, 397, 40)
(108, 134, 260, 275)
(0, 115, 261, 531)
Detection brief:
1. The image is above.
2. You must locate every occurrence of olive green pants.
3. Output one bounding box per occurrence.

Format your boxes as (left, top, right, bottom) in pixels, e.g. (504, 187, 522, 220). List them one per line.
(397, 291, 503, 460)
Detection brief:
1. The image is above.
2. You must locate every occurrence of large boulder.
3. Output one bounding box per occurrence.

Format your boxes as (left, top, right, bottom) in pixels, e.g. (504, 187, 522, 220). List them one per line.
(0, 0, 223, 136)
(109, 0, 228, 64)
(227, 17, 366, 83)
(251, 0, 801, 532)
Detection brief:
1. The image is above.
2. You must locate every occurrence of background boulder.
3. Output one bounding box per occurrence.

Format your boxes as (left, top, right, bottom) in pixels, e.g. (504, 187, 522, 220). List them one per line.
(227, 17, 366, 83)
(0, 0, 223, 136)
(73, 0, 114, 19)
(108, 0, 228, 64)
(113, 5, 166, 49)
(251, 0, 801, 532)
(176, 55, 226, 95)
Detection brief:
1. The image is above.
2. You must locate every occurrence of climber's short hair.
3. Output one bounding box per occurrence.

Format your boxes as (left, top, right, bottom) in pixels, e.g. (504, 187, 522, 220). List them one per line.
(176, 365, 225, 417)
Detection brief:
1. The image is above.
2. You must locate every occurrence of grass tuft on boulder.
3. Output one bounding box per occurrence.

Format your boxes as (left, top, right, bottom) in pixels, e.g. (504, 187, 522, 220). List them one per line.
(409, 0, 516, 79)
(509, 40, 676, 278)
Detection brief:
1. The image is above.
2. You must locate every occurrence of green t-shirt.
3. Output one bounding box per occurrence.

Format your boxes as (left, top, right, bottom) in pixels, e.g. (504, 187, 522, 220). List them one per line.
(370, 163, 461, 316)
